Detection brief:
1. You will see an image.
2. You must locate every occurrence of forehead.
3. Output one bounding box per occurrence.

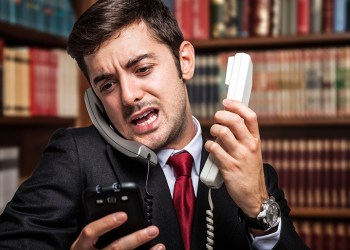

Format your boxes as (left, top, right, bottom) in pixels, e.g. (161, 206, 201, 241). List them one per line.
(85, 22, 164, 67)
(95, 22, 160, 55)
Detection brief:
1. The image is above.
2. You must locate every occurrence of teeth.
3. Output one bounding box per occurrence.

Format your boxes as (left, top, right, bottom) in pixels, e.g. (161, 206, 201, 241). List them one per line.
(137, 113, 157, 126)
(136, 110, 152, 120)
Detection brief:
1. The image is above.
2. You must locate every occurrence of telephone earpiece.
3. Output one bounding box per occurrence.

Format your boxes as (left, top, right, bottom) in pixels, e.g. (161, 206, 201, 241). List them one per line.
(84, 88, 158, 166)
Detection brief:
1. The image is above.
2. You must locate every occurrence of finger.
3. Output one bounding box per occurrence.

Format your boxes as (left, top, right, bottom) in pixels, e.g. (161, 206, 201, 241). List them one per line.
(204, 139, 238, 173)
(107, 225, 160, 250)
(209, 123, 237, 154)
(72, 212, 127, 249)
(150, 243, 166, 250)
(222, 99, 260, 139)
(212, 110, 250, 144)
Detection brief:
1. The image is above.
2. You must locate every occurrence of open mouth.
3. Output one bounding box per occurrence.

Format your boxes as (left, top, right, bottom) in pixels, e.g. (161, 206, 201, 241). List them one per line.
(131, 109, 159, 126)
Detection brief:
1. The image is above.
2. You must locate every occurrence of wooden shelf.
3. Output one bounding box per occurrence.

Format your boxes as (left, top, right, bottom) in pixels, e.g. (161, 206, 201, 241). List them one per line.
(199, 116, 350, 127)
(191, 33, 350, 51)
(0, 21, 68, 48)
(291, 208, 350, 219)
(199, 116, 350, 140)
(0, 117, 76, 177)
(0, 116, 75, 127)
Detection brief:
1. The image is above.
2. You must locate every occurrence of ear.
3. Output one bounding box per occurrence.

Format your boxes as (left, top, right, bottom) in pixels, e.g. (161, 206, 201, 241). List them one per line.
(179, 41, 195, 81)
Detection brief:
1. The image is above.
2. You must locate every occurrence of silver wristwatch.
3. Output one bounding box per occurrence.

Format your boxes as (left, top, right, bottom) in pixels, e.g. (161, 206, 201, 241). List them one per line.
(239, 196, 281, 231)
(256, 196, 281, 230)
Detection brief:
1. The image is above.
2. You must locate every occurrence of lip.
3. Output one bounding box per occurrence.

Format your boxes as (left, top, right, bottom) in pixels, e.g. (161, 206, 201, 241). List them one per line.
(129, 107, 158, 122)
(129, 107, 159, 133)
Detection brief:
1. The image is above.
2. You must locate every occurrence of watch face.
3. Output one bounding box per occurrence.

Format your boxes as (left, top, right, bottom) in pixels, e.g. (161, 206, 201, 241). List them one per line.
(266, 202, 280, 226)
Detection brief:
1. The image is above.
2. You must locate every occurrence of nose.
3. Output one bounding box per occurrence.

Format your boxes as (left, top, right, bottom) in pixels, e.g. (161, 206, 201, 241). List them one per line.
(119, 75, 143, 106)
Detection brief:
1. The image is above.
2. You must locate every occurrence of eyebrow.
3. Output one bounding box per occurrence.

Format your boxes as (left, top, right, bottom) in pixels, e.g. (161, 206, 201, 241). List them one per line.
(92, 53, 156, 86)
(125, 53, 156, 69)
(92, 73, 114, 86)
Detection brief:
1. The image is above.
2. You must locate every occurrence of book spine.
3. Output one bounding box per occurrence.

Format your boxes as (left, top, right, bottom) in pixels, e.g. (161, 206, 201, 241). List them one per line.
(192, 0, 209, 39)
(0, 39, 4, 116)
(0, 146, 20, 214)
(322, 0, 334, 33)
(175, 0, 193, 39)
(297, 0, 311, 35)
(333, 0, 347, 32)
(223, 0, 238, 38)
(311, 0, 323, 33)
(210, 0, 225, 38)
(250, 0, 271, 37)
(270, 0, 281, 36)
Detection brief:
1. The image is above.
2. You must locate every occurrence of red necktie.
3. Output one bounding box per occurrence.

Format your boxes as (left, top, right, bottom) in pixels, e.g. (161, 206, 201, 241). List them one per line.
(168, 151, 195, 250)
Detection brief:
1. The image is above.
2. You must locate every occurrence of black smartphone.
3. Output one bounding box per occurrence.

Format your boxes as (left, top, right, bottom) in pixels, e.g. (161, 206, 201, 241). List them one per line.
(83, 182, 150, 249)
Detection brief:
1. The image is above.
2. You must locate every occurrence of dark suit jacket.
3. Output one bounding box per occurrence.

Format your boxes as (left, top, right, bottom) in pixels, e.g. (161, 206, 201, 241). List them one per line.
(0, 126, 309, 249)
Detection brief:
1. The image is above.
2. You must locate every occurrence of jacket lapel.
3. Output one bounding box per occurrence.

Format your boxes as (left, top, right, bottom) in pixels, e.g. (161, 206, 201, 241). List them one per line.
(106, 145, 184, 249)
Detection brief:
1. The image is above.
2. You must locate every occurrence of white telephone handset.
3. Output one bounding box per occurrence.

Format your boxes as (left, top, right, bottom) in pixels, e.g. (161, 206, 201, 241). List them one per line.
(200, 53, 253, 189)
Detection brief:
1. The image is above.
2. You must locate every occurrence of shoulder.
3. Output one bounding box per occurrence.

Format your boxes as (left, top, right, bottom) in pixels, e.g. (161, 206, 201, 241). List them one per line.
(48, 125, 106, 148)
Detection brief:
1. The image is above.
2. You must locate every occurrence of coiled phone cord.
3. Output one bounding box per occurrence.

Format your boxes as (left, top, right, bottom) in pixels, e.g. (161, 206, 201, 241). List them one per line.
(206, 188, 214, 250)
(144, 154, 154, 225)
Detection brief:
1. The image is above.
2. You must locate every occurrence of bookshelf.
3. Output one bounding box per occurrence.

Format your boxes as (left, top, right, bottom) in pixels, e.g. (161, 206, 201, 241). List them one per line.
(0, 0, 88, 178)
(194, 37, 350, 248)
(0, 117, 75, 177)
(183, 0, 350, 247)
(1, 0, 347, 247)
(191, 33, 350, 51)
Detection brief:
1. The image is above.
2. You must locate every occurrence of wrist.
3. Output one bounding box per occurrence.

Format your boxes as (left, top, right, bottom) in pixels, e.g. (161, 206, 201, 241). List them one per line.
(250, 224, 279, 237)
(238, 196, 281, 232)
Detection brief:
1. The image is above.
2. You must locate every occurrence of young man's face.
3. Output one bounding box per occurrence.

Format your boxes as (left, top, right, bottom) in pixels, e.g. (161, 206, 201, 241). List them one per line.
(85, 22, 195, 151)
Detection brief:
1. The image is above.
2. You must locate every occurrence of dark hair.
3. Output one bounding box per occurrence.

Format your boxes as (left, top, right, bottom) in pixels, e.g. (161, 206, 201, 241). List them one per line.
(67, 0, 184, 82)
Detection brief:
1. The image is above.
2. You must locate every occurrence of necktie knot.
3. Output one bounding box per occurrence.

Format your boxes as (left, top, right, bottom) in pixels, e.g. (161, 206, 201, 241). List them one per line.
(168, 151, 193, 178)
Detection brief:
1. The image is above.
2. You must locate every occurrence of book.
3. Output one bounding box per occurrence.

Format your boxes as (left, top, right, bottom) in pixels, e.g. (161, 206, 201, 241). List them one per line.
(175, 0, 193, 39)
(13, 47, 30, 117)
(280, 0, 298, 35)
(336, 47, 349, 116)
(311, 0, 323, 33)
(250, 0, 271, 37)
(297, 0, 311, 35)
(0, 146, 20, 213)
(3, 47, 17, 117)
(163, 0, 174, 13)
(52, 49, 79, 118)
(223, 0, 239, 38)
(192, 0, 209, 39)
(271, 0, 281, 36)
(239, 0, 251, 37)
(0, 0, 9, 22)
(47, 50, 58, 116)
(333, 0, 348, 32)
(210, 0, 225, 38)
(322, 0, 334, 33)
(0, 39, 4, 116)
(29, 47, 51, 116)
(207, 54, 220, 118)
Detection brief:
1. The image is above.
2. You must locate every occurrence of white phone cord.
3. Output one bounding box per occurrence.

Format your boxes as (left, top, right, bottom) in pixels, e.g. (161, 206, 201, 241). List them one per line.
(206, 188, 214, 250)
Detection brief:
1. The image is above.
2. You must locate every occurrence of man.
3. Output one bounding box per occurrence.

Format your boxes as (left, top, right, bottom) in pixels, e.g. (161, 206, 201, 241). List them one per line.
(0, 0, 309, 249)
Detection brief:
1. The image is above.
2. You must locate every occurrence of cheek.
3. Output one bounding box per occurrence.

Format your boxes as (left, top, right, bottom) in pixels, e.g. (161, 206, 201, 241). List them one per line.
(102, 99, 124, 125)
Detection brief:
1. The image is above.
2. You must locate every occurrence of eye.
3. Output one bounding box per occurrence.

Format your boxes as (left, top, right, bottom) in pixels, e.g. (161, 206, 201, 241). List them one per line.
(136, 65, 152, 75)
(100, 80, 117, 93)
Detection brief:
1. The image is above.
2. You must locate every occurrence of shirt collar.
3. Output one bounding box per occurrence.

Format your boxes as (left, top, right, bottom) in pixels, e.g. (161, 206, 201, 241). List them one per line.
(157, 116, 203, 175)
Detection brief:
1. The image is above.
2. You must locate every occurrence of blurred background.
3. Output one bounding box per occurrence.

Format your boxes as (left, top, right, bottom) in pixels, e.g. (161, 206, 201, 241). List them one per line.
(0, 0, 349, 249)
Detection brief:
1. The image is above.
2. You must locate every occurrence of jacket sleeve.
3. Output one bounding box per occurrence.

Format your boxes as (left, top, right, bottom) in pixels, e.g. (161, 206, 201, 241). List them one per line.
(263, 163, 310, 250)
(0, 128, 85, 250)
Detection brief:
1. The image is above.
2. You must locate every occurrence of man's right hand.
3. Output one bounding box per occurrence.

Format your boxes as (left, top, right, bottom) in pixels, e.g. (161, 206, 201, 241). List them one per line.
(70, 211, 165, 250)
